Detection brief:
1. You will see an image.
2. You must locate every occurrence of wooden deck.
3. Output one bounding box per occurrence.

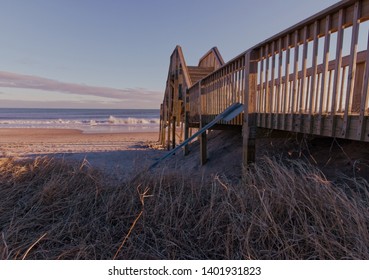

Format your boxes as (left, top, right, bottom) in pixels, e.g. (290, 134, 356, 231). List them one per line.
(159, 0, 369, 165)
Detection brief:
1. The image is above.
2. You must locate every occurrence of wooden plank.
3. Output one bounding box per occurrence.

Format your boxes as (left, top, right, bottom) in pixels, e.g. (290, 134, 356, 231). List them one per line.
(283, 35, 291, 130)
(308, 20, 320, 133)
(290, 30, 300, 130)
(357, 28, 369, 140)
(264, 45, 270, 127)
(242, 51, 258, 165)
(184, 92, 190, 155)
(330, 9, 344, 136)
(342, 1, 360, 137)
(238, 58, 243, 125)
(258, 47, 265, 125)
(172, 116, 176, 149)
(200, 122, 207, 165)
(317, 15, 331, 134)
(276, 38, 283, 129)
(270, 42, 276, 128)
(338, 66, 347, 112)
(298, 26, 309, 132)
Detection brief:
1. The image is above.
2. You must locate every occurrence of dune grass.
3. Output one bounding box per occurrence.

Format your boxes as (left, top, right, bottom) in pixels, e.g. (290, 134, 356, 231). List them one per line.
(0, 156, 368, 259)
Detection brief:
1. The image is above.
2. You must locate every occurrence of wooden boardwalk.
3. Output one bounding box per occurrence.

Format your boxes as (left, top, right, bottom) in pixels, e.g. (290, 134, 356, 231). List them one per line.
(159, 0, 369, 166)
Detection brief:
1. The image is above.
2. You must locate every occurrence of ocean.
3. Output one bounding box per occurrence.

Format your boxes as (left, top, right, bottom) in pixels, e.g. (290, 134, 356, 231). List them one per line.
(0, 108, 160, 133)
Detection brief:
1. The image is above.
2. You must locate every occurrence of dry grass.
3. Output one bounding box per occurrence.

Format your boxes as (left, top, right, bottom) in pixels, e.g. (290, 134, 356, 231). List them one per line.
(0, 156, 368, 259)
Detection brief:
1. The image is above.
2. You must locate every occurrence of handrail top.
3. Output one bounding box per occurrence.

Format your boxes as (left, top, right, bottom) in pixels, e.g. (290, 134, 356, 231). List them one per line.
(169, 45, 192, 87)
(198, 46, 225, 67)
(253, 0, 356, 50)
(188, 0, 361, 92)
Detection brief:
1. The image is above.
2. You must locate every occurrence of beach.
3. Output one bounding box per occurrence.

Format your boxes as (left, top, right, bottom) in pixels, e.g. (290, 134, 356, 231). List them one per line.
(0, 128, 164, 180)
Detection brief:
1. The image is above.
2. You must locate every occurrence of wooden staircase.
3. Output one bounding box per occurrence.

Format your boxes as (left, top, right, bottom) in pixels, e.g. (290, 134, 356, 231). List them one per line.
(187, 66, 214, 85)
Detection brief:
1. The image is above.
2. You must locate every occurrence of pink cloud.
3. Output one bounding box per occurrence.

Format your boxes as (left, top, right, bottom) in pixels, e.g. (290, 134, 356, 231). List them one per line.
(0, 71, 162, 102)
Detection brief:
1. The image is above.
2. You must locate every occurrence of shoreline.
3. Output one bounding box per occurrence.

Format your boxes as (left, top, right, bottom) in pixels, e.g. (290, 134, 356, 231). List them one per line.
(0, 128, 164, 179)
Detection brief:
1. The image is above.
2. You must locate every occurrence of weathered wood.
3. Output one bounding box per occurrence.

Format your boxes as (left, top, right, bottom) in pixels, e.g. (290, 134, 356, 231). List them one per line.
(330, 9, 344, 136)
(342, 1, 360, 137)
(264, 45, 270, 127)
(290, 30, 300, 131)
(160, 0, 369, 169)
(283, 35, 291, 130)
(318, 15, 331, 135)
(357, 29, 369, 140)
(243, 51, 258, 165)
(298, 26, 309, 133)
(258, 47, 265, 126)
(269, 42, 276, 128)
(172, 116, 176, 149)
(198, 47, 225, 69)
(200, 121, 207, 165)
(307, 20, 320, 134)
(276, 38, 283, 129)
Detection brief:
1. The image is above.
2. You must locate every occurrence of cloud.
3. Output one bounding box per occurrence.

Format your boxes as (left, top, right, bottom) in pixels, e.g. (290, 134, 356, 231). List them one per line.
(0, 71, 162, 103)
(0, 98, 159, 109)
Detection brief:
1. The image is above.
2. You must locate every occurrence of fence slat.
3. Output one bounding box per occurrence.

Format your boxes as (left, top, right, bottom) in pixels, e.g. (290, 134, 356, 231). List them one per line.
(290, 30, 300, 131)
(328, 9, 344, 136)
(357, 29, 369, 140)
(269, 41, 276, 128)
(308, 20, 320, 133)
(320, 16, 332, 127)
(342, 1, 360, 137)
(282, 34, 290, 130)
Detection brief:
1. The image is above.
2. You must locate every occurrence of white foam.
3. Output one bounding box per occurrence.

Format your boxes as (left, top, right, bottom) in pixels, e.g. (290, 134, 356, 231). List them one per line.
(0, 115, 160, 133)
(108, 115, 159, 125)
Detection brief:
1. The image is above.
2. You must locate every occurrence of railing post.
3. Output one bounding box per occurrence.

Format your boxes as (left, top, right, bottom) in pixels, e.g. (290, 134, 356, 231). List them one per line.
(172, 116, 176, 149)
(199, 81, 208, 165)
(184, 89, 190, 155)
(158, 104, 163, 143)
(243, 50, 258, 166)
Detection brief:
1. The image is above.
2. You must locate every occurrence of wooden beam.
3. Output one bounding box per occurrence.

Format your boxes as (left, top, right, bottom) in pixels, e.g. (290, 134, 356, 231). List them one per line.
(357, 25, 369, 140)
(299, 26, 309, 132)
(243, 51, 258, 166)
(290, 30, 300, 131)
(307, 20, 320, 134)
(172, 116, 176, 149)
(342, 1, 360, 137)
(184, 91, 190, 155)
(318, 15, 331, 134)
(330, 9, 344, 136)
(282, 34, 291, 130)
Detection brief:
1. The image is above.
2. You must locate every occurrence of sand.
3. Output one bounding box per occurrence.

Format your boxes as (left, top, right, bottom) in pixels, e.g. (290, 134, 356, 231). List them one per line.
(2, 127, 369, 182)
(0, 128, 165, 180)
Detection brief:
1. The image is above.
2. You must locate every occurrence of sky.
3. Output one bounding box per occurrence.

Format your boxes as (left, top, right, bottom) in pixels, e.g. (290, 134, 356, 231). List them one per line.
(0, 0, 339, 109)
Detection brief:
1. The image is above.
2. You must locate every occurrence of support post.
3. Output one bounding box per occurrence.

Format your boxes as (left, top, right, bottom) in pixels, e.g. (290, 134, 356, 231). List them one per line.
(158, 104, 163, 143)
(184, 111, 190, 155)
(198, 81, 207, 165)
(243, 50, 258, 166)
(172, 116, 176, 149)
(184, 90, 190, 155)
(200, 119, 207, 165)
(167, 117, 171, 150)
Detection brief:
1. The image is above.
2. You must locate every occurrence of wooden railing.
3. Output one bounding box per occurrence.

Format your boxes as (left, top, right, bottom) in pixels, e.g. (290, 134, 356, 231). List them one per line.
(251, 0, 369, 141)
(200, 55, 246, 126)
(187, 81, 200, 125)
(159, 46, 192, 149)
(165, 0, 369, 164)
(186, 0, 369, 142)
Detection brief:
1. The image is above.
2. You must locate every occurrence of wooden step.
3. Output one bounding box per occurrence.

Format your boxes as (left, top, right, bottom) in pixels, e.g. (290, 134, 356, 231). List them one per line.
(187, 66, 215, 84)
